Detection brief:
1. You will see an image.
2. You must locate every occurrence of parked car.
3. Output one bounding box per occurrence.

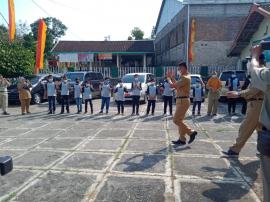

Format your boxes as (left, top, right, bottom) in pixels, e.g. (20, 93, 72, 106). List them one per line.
(115, 73, 155, 103)
(190, 74, 205, 102)
(8, 74, 62, 104)
(56, 71, 104, 104)
(219, 70, 246, 102)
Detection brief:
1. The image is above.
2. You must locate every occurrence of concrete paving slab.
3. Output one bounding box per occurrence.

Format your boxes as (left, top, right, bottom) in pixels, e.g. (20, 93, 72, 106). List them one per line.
(174, 156, 238, 179)
(37, 138, 83, 150)
(57, 129, 96, 138)
(19, 129, 61, 139)
(79, 139, 124, 152)
(113, 153, 167, 174)
(172, 141, 220, 155)
(0, 129, 31, 137)
(94, 176, 166, 202)
(1, 138, 45, 149)
(94, 129, 129, 139)
(0, 149, 26, 158)
(15, 172, 96, 202)
(216, 142, 257, 158)
(0, 170, 35, 200)
(131, 130, 166, 139)
(125, 139, 167, 154)
(15, 150, 65, 167)
(56, 152, 113, 171)
(179, 181, 257, 202)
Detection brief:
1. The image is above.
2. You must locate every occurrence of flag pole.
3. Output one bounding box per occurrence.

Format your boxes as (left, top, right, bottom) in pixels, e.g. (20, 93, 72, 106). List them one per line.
(186, 3, 190, 67)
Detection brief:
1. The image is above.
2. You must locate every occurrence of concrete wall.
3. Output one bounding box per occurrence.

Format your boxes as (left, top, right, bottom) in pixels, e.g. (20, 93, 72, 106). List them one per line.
(154, 3, 251, 67)
(156, 0, 183, 33)
(240, 18, 270, 60)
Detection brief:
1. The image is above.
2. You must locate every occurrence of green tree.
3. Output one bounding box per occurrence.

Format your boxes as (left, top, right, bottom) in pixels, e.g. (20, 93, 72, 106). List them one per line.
(30, 17, 67, 56)
(0, 40, 35, 77)
(130, 27, 144, 40)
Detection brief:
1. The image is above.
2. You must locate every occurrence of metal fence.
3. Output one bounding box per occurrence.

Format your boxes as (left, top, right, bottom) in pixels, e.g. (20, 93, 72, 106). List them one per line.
(46, 65, 239, 79)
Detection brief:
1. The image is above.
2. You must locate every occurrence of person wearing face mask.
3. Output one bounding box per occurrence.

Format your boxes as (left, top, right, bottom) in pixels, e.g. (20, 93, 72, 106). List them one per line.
(146, 79, 159, 116)
(99, 77, 112, 114)
(74, 78, 82, 114)
(59, 75, 70, 114)
(160, 78, 174, 116)
(46, 75, 56, 114)
(226, 73, 240, 115)
(17, 77, 32, 115)
(223, 53, 265, 157)
(114, 80, 128, 115)
(131, 74, 142, 116)
(82, 80, 94, 114)
(0, 74, 10, 115)
(167, 62, 198, 145)
(192, 80, 204, 116)
(206, 72, 222, 116)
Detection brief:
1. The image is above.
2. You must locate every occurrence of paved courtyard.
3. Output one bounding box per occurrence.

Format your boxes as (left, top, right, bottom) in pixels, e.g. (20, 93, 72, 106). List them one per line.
(0, 100, 262, 202)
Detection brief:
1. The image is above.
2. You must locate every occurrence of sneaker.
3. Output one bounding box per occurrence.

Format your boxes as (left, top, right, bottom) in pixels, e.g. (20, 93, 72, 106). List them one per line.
(188, 131, 198, 144)
(172, 139, 186, 145)
(222, 149, 239, 157)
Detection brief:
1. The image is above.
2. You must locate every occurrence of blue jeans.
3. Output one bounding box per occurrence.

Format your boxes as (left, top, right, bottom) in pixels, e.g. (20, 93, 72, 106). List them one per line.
(75, 97, 82, 112)
(101, 97, 110, 112)
(48, 96, 56, 113)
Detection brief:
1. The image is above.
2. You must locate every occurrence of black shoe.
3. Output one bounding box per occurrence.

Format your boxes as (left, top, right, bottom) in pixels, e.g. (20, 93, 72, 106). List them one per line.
(3, 112, 9, 115)
(60, 111, 64, 114)
(99, 111, 103, 114)
(48, 111, 52, 114)
(131, 113, 135, 116)
(212, 114, 217, 116)
(188, 131, 198, 144)
(172, 139, 186, 145)
(67, 111, 70, 114)
(53, 111, 55, 114)
(192, 112, 195, 116)
(222, 149, 239, 157)
(136, 113, 139, 116)
(106, 111, 109, 114)
(77, 111, 80, 114)
(197, 112, 201, 116)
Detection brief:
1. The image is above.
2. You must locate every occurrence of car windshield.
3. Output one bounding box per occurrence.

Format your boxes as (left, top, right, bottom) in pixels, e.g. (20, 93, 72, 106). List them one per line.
(236, 71, 246, 81)
(220, 72, 234, 81)
(26, 76, 41, 85)
(66, 73, 85, 82)
(122, 75, 145, 83)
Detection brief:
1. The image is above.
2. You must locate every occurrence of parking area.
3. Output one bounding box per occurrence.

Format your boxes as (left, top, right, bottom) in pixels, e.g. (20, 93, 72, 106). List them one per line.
(0, 100, 262, 202)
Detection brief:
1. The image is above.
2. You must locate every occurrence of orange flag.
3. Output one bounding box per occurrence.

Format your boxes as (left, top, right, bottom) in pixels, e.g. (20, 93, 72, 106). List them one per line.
(35, 19, 47, 74)
(8, 0, 15, 42)
(188, 18, 196, 63)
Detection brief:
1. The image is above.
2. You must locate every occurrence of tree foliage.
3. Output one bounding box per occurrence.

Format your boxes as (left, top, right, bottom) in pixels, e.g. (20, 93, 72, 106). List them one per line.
(0, 40, 35, 77)
(130, 27, 144, 40)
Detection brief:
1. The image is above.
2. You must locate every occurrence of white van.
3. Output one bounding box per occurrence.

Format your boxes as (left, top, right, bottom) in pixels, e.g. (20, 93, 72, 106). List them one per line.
(116, 73, 155, 103)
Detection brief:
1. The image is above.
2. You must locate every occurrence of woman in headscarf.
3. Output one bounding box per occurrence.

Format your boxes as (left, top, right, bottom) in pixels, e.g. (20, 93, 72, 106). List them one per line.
(17, 77, 32, 115)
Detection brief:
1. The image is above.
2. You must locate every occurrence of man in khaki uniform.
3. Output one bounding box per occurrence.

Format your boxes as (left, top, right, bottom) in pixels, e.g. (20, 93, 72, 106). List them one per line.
(167, 62, 198, 145)
(0, 75, 10, 115)
(206, 72, 222, 116)
(223, 54, 265, 156)
(223, 88, 263, 156)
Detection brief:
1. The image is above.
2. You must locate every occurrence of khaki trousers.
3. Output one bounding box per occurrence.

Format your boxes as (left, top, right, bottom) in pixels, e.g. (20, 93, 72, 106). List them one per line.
(173, 98, 192, 142)
(20, 98, 31, 113)
(0, 93, 8, 112)
(207, 92, 219, 115)
(230, 100, 263, 153)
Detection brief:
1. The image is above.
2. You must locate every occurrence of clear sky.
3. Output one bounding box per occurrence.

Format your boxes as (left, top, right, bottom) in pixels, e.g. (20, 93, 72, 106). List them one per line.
(0, 0, 163, 41)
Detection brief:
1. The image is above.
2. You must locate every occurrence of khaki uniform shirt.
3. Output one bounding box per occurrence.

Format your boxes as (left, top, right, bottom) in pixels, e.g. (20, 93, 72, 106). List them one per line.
(250, 58, 270, 130)
(175, 74, 191, 103)
(17, 83, 32, 100)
